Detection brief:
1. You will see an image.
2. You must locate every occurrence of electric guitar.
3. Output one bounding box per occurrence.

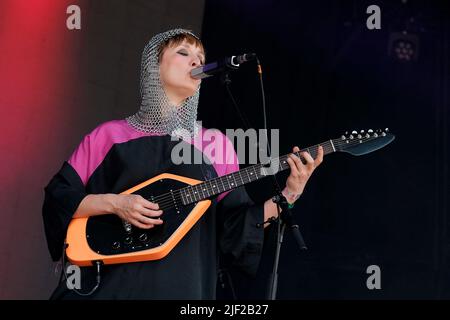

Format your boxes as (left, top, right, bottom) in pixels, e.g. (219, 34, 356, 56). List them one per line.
(65, 128, 395, 266)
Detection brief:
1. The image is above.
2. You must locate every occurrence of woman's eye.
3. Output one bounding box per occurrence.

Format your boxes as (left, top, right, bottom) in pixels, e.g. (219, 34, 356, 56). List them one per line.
(178, 51, 188, 56)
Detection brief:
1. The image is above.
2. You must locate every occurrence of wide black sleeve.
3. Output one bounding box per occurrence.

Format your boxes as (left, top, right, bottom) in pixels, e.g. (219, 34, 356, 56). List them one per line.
(216, 186, 265, 277)
(42, 161, 87, 261)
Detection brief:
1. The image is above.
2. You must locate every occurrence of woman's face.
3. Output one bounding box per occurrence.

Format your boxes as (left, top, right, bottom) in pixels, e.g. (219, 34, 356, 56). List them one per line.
(159, 40, 205, 105)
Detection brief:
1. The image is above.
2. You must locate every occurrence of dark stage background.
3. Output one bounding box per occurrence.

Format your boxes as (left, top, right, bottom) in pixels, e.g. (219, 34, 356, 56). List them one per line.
(200, 0, 449, 299)
(0, 0, 447, 299)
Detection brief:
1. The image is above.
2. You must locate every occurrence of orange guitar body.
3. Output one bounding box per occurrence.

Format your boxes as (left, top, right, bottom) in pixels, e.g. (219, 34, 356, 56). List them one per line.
(65, 173, 211, 266)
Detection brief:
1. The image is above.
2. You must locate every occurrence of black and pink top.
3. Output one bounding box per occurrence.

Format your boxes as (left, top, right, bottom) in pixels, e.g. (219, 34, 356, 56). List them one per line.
(42, 119, 264, 299)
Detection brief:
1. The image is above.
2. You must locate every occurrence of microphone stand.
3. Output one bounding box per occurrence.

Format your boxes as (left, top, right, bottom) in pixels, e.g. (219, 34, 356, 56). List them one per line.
(253, 57, 308, 300)
(266, 174, 307, 300)
(221, 62, 307, 301)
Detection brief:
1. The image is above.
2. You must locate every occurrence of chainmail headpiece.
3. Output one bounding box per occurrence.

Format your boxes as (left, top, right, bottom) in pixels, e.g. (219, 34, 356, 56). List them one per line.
(126, 28, 201, 139)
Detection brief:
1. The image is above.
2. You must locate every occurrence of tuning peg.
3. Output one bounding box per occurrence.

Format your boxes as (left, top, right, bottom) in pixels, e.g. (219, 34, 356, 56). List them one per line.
(352, 130, 357, 134)
(360, 130, 365, 134)
(341, 135, 346, 140)
(382, 132, 386, 136)
(385, 128, 389, 132)
(368, 129, 373, 133)
(357, 134, 362, 139)
(373, 132, 378, 138)
(365, 133, 370, 138)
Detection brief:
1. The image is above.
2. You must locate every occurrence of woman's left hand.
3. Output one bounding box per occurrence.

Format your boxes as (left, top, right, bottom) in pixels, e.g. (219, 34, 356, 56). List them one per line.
(284, 145, 324, 203)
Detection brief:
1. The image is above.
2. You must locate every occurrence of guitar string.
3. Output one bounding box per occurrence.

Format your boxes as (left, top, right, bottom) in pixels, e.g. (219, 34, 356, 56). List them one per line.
(146, 134, 389, 208)
(150, 136, 382, 207)
(151, 140, 337, 204)
(148, 135, 388, 208)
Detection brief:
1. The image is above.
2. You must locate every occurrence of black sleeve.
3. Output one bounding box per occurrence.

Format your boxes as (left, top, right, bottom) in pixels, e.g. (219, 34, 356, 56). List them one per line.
(217, 186, 265, 277)
(42, 161, 87, 261)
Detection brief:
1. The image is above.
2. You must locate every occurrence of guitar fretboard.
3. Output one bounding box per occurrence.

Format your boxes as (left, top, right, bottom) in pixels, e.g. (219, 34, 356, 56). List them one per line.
(180, 139, 338, 205)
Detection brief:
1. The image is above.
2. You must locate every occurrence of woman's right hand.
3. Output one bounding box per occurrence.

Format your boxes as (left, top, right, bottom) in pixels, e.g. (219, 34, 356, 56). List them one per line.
(112, 194, 163, 229)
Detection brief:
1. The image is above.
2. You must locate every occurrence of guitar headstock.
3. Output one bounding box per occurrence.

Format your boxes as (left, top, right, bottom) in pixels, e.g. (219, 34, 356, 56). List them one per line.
(336, 128, 395, 156)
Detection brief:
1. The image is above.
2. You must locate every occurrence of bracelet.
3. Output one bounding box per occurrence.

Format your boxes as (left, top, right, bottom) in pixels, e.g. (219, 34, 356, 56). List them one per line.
(283, 188, 301, 204)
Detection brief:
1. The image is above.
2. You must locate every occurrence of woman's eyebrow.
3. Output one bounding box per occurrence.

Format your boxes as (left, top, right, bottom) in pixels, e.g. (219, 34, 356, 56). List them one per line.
(180, 45, 205, 62)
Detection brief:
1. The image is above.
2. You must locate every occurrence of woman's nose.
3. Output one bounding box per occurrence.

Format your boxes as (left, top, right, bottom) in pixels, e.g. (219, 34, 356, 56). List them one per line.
(191, 58, 201, 67)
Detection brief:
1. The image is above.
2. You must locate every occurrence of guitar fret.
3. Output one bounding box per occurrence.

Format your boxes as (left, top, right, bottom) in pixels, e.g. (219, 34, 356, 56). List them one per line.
(210, 179, 218, 195)
(200, 183, 206, 199)
(228, 174, 236, 189)
(238, 171, 245, 185)
(184, 187, 191, 203)
(200, 184, 206, 200)
(205, 181, 212, 198)
(330, 139, 336, 152)
(180, 190, 186, 205)
(189, 186, 194, 202)
(208, 181, 214, 197)
(245, 167, 251, 183)
(252, 165, 259, 180)
(248, 167, 254, 181)
(234, 171, 244, 187)
(225, 175, 230, 189)
(219, 175, 225, 193)
(193, 185, 199, 202)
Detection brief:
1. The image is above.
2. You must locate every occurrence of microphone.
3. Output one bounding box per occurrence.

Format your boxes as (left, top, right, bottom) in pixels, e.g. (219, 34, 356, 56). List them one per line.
(190, 53, 256, 79)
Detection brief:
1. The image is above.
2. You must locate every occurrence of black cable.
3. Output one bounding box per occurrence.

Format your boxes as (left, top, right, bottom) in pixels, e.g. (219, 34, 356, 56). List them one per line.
(255, 56, 284, 197)
(222, 71, 253, 130)
(60, 243, 102, 296)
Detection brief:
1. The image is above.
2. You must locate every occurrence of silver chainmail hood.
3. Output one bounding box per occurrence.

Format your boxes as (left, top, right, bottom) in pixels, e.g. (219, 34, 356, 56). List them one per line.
(126, 28, 201, 139)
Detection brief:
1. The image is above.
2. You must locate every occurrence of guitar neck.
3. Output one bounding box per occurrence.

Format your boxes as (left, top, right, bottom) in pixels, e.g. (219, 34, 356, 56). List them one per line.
(180, 139, 338, 205)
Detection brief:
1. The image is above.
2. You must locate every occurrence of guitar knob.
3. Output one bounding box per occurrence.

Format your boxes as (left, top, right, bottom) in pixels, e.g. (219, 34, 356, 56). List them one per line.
(385, 128, 389, 132)
(123, 221, 132, 234)
(139, 233, 148, 243)
(124, 236, 133, 245)
(112, 241, 121, 250)
(360, 130, 365, 134)
(368, 129, 373, 133)
(352, 130, 357, 134)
